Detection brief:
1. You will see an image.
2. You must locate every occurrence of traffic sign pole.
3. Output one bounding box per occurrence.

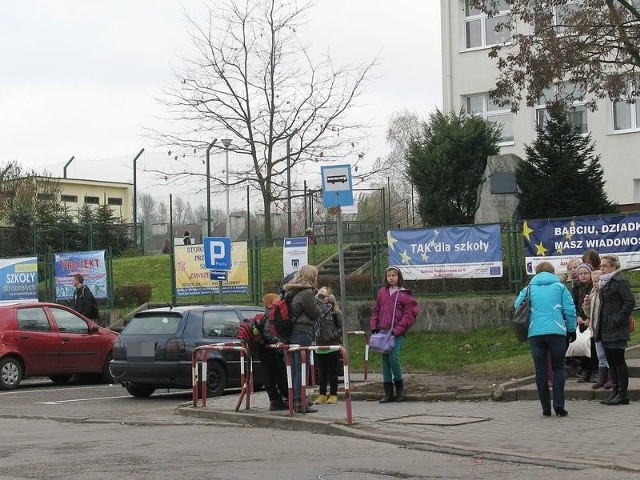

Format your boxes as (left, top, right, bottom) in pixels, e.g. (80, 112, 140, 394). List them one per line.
(336, 205, 349, 355)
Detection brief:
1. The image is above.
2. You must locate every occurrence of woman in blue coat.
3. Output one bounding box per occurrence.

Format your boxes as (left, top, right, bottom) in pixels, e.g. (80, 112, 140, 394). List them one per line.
(515, 261, 577, 417)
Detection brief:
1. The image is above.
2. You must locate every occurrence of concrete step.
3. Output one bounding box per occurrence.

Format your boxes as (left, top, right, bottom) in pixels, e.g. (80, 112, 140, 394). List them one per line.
(511, 377, 640, 402)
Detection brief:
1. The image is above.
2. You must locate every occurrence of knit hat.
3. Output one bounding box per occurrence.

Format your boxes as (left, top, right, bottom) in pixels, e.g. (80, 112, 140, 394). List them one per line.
(578, 262, 594, 273)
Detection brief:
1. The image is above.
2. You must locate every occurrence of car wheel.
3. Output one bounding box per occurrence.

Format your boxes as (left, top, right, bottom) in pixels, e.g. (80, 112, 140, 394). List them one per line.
(49, 375, 72, 385)
(100, 353, 114, 384)
(206, 361, 227, 397)
(125, 384, 156, 398)
(0, 357, 23, 390)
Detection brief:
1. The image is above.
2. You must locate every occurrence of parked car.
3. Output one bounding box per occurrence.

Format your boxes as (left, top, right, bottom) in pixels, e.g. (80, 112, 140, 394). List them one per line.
(0, 302, 117, 390)
(110, 305, 265, 398)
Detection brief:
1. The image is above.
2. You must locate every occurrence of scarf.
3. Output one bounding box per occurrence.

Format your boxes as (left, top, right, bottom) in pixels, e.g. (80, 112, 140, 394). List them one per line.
(599, 269, 619, 289)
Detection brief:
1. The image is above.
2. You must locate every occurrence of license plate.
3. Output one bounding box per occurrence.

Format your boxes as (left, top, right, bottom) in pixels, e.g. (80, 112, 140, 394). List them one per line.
(127, 342, 156, 358)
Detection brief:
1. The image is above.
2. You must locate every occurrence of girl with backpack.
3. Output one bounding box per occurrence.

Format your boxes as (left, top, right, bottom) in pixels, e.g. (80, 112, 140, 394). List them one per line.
(314, 287, 343, 405)
(370, 266, 419, 403)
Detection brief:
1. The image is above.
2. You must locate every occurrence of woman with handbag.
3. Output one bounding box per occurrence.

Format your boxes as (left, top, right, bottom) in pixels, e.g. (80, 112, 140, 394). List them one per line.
(370, 266, 419, 403)
(515, 261, 577, 417)
(595, 254, 636, 406)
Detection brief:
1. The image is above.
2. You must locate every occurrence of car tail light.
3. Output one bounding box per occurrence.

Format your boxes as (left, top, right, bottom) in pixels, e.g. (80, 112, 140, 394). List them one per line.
(112, 336, 124, 355)
(165, 338, 186, 354)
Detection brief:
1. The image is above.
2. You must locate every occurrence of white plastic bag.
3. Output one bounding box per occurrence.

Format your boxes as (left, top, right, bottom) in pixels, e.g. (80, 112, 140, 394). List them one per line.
(566, 328, 591, 358)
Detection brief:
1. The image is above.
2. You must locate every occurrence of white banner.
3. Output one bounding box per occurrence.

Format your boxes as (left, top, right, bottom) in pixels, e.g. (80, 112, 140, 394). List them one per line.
(283, 237, 308, 277)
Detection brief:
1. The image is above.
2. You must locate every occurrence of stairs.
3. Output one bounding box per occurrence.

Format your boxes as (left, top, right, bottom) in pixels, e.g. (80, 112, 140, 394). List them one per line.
(317, 243, 373, 276)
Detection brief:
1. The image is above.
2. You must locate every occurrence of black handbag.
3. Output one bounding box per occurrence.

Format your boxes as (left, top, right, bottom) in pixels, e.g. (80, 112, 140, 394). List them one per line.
(513, 285, 531, 342)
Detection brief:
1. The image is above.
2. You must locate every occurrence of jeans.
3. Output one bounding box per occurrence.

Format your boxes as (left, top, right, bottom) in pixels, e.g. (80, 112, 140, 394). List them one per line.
(381, 334, 405, 383)
(287, 331, 313, 406)
(317, 350, 340, 396)
(529, 334, 566, 411)
(594, 341, 609, 368)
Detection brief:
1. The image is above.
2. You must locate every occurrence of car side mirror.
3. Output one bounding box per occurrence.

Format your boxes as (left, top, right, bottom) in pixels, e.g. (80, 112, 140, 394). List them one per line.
(89, 325, 100, 334)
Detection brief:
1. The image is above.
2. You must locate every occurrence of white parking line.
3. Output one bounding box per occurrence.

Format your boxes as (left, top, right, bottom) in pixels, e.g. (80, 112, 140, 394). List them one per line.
(0, 385, 109, 395)
(38, 395, 131, 405)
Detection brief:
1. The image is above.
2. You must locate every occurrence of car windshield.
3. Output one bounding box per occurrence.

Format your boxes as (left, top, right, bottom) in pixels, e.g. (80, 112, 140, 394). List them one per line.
(124, 313, 183, 335)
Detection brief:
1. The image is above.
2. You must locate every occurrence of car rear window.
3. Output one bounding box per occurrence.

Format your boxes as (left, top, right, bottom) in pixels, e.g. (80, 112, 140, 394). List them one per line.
(202, 310, 241, 337)
(124, 313, 183, 335)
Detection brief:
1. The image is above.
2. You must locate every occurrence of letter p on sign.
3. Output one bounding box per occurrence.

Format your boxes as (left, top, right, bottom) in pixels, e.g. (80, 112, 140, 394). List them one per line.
(204, 237, 232, 270)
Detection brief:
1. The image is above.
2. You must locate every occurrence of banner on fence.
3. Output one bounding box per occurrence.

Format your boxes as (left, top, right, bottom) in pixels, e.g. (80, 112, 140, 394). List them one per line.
(283, 237, 308, 277)
(55, 250, 108, 300)
(0, 257, 38, 302)
(387, 224, 503, 280)
(174, 242, 249, 296)
(523, 214, 640, 274)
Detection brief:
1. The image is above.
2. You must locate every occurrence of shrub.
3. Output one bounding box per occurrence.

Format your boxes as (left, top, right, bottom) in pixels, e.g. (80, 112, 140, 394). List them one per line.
(113, 284, 152, 308)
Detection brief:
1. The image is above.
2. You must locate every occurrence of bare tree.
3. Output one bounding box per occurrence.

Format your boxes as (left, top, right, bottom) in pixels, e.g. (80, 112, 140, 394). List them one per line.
(173, 196, 189, 225)
(148, 0, 376, 239)
(472, 0, 640, 111)
(137, 193, 157, 236)
(157, 201, 169, 225)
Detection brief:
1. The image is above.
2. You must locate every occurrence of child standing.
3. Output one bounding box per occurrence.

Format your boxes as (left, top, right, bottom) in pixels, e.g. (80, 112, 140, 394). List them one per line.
(314, 287, 343, 405)
(370, 266, 419, 403)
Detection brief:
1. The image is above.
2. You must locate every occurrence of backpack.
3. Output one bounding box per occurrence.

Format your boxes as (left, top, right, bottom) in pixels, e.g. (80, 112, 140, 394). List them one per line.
(237, 314, 265, 352)
(268, 291, 301, 339)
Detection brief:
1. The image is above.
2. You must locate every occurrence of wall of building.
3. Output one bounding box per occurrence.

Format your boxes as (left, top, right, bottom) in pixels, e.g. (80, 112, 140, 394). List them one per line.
(55, 178, 133, 222)
(441, 0, 640, 208)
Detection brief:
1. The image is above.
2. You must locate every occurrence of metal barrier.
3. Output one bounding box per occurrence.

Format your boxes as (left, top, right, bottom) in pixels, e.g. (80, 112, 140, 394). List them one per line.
(347, 330, 369, 381)
(285, 345, 353, 425)
(192, 342, 252, 411)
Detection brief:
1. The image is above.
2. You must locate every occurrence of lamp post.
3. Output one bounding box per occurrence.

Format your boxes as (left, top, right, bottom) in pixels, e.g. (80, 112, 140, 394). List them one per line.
(63, 156, 75, 179)
(132, 148, 144, 229)
(286, 129, 298, 237)
(221, 138, 233, 238)
(205, 139, 218, 236)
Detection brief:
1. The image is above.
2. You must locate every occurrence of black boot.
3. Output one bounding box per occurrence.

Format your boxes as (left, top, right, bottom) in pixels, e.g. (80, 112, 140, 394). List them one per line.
(379, 381, 395, 403)
(394, 379, 406, 402)
(269, 398, 288, 411)
(608, 367, 629, 405)
(577, 369, 592, 383)
(601, 386, 619, 405)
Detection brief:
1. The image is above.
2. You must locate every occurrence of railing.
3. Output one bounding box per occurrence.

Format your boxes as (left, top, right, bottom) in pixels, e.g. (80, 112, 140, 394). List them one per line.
(192, 342, 252, 411)
(284, 344, 353, 425)
(347, 330, 369, 381)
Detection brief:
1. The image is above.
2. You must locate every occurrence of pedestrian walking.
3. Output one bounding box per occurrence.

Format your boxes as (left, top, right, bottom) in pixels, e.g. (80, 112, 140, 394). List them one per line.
(515, 261, 577, 417)
(72, 274, 99, 320)
(370, 266, 419, 403)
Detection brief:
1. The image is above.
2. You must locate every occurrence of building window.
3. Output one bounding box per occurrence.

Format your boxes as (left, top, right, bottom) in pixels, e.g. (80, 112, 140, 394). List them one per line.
(107, 197, 123, 206)
(612, 84, 640, 132)
(464, 0, 510, 49)
(465, 93, 514, 144)
(84, 196, 100, 205)
(535, 83, 588, 134)
(61, 194, 78, 203)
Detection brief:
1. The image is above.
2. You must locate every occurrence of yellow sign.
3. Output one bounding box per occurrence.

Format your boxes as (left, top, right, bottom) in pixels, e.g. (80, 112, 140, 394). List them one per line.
(174, 242, 249, 296)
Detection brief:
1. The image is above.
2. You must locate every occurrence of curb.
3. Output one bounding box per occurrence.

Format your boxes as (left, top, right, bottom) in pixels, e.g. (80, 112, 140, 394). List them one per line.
(174, 404, 636, 472)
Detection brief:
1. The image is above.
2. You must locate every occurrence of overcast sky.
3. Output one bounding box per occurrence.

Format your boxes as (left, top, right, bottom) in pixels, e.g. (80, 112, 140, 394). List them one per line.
(0, 1, 442, 210)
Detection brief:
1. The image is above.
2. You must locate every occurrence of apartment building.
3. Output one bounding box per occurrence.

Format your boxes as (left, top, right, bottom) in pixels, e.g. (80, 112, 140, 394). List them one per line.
(441, 0, 640, 211)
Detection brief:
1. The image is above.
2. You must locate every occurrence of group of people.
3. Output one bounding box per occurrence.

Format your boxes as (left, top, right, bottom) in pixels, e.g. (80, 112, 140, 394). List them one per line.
(515, 249, 636, 417)
(253, 264, 420, 413)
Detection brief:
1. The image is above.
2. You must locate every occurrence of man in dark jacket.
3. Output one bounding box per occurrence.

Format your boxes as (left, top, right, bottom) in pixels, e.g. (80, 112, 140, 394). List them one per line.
(72, 274, 99, 320)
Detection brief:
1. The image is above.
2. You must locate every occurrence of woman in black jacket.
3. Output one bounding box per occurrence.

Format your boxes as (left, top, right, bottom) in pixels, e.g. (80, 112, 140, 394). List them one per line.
(595, 254, 636, 405)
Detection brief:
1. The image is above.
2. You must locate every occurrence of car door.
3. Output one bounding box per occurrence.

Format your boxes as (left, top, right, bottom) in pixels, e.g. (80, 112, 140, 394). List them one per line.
(48, 306, 103, 373)
(15, 306, 62, 376)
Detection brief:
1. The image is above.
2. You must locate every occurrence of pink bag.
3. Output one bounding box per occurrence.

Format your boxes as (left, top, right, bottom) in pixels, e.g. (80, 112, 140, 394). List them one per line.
(370, 293, 399, 354)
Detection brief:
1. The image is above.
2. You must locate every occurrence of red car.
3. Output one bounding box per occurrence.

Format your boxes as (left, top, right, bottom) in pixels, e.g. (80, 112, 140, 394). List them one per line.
(0, 302, 117, 390)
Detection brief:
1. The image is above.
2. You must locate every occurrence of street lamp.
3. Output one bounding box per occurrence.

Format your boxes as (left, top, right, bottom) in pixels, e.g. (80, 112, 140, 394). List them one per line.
(132, 148, 144, 228)
(221, 138, 233, 238)
(205, 139, 218, 236)
(286, 129, 298, 237)
(63, 156, 75, 179)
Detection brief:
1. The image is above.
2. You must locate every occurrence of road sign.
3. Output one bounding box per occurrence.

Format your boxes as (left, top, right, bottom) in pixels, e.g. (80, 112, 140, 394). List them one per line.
(210, 270, 228, 281)
(321, 164, 353, 207)
(203, 237, 232, 270)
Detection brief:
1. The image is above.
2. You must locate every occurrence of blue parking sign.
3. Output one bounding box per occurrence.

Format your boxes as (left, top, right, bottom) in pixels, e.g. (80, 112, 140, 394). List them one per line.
(204, 237, 232, 270)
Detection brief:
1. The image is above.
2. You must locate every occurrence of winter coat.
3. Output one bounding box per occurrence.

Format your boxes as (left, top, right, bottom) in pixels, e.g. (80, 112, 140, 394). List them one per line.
(73, 285, 98, 320)
(514, 271, 576, 338)
(585, 289, 601, 335)
(315, 303, 343, 346)
(595, 271, 636, 343)
(283, 283, 321, 338)
(370, 287, 419, 337)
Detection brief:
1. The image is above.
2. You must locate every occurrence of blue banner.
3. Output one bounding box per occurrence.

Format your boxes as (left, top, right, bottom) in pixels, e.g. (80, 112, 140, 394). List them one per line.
(387, 225, 503, 279)
(0, 257, 38, 302)
(523, 214, 640, 274)
(55, 250, 108, 300)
